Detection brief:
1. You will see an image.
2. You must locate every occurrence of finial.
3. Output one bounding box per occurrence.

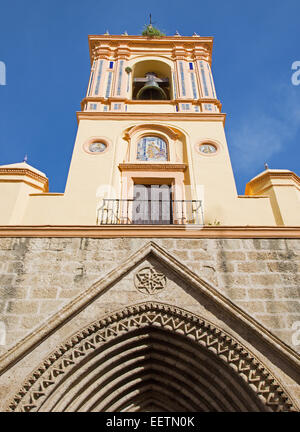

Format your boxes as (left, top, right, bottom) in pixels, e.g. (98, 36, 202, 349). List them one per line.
(104, 30, 110, 35)
(122, 31, 128, 35)
(193, 32, 199, 37)
(175, 30, 181, 36)
(23, 154, 28, 163)
(149, 13, 152, 26)
(264, 162, 269, 170)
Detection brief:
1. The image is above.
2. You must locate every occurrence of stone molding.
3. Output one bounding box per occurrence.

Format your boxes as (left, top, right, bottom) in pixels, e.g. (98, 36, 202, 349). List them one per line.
(0, 226, 299, 238)
(6, 302, 297, 412)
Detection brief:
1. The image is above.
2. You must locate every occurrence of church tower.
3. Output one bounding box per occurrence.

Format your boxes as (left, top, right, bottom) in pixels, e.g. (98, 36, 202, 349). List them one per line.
(67, 31, 225, 226)
(1, 31, 299, 226)
(0, 30, 299, 413)
(1, 32, 300, 226)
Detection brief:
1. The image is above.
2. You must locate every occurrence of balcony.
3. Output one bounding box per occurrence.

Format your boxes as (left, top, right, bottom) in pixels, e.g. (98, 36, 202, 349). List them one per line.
(97, 199, 204, 225)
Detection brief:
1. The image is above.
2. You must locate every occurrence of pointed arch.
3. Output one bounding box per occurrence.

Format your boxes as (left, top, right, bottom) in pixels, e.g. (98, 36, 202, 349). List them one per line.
(7, 302, 296, 412)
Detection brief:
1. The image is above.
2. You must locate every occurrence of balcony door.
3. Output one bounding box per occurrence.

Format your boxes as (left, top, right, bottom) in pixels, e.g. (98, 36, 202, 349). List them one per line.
(133, 184, 172, 225)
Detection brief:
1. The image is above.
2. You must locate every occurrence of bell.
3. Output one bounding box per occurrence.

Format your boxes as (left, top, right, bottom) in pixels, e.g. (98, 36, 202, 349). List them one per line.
(136, 72, 167, 100)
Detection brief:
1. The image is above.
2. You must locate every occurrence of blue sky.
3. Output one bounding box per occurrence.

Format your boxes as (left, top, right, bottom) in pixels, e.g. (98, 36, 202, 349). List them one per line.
(0, 0, 299, 194)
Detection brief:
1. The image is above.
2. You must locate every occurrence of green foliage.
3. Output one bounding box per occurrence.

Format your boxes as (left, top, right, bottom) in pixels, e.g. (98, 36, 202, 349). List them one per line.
(142, 25, 165, 37)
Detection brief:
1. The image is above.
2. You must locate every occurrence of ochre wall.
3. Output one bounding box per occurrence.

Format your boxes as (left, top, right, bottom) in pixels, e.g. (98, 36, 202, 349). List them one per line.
(6, 117, 291, 226)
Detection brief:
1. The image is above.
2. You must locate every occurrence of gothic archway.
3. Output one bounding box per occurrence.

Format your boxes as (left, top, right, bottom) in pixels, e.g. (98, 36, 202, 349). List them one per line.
(7, 302, 296, 412)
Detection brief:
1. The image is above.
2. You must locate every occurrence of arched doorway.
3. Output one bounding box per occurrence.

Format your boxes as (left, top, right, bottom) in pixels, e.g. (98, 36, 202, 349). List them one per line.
(8, 302, 296, 412)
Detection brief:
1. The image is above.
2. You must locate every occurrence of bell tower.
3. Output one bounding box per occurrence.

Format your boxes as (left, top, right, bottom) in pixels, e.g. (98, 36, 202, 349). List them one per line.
(50, 31, 297, 227)
(62, 32, 240, 226)
(83, 33, 220, 113)
(1, 31, 299, 226)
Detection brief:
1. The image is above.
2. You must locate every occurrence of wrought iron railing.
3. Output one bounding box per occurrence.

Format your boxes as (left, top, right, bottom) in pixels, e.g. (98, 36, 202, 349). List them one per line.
(96, 199, 204, 225)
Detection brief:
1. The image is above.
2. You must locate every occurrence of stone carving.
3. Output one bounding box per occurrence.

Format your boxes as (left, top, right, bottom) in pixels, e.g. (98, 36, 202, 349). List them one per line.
(6, 302, 296, 412)
(134, 267, 167, 295)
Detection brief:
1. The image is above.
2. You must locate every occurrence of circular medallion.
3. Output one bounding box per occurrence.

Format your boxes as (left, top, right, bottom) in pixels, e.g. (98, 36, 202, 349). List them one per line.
(199, 143, 217, 154)
(83, 137, 110, 155)
(135, 267, 167, 295)
(88, 141, 107, 153)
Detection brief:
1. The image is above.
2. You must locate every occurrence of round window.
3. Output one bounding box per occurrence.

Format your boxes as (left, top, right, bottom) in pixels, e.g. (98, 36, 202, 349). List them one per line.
(198, 143, 217, 154)
(88, 141, 107, 153)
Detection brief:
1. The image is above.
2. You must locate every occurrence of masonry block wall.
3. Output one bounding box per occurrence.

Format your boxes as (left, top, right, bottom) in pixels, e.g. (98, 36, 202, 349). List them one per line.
(0, 237, 299, 358)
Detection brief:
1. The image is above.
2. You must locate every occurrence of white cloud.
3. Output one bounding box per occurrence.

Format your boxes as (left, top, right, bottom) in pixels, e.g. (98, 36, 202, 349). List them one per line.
(229, 85, 300, 170)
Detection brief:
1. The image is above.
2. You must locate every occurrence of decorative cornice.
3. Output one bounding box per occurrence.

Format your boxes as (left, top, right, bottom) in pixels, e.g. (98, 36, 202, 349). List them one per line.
(0, 225, 299, 238)
(89, 35, 214, 45)
(115, 47, 131, 59)
(29, 193, 64, 197)
(238, 195, 269, 199)
(88, 35, 214, 65)
(246, 171, 300, 195)
(0, 168, 49, 192)
(77, 111, 226, 125)
(81, 97, 222, 107)
(118, 162, 187, 172)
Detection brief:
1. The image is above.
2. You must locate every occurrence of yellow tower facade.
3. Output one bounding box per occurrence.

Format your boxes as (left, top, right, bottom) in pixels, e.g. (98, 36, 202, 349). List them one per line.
(1, 33, 299, 228)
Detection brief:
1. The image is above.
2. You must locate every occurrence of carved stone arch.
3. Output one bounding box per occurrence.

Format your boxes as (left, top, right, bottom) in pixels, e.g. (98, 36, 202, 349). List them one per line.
(7, 302, 296, 412)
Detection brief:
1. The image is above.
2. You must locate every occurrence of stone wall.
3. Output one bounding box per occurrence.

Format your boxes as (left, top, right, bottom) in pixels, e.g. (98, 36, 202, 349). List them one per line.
(0, 237, 299, 356)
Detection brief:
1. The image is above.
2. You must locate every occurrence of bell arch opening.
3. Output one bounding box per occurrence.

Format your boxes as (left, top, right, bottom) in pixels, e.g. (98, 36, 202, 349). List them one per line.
(132, 60, 172, 101)
(8, 302, 296, 412)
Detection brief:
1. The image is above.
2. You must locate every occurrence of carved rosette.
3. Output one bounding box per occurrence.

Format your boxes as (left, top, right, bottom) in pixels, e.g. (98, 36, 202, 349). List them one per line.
(134, 267, 167, 295)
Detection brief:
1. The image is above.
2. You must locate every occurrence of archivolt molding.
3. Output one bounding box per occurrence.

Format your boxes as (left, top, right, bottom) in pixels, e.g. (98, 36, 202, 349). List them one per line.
(7, 302, 297, 412)
(124, 124, 180, 141)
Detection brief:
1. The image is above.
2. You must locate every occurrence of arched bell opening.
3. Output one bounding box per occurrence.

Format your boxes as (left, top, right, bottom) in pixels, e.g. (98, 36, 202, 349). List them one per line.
(8, 302, 296, 412)
(132, 60, 172, 101)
